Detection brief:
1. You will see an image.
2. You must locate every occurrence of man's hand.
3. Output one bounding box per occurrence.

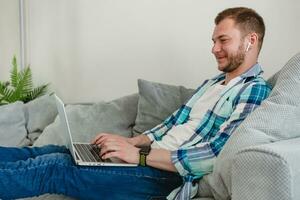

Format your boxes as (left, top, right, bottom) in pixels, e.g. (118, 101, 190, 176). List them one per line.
(91, 133, 139, 164)
(92, 133, 131, 146)
(92, 133, 152, 147)
(91, 133, 177, 172)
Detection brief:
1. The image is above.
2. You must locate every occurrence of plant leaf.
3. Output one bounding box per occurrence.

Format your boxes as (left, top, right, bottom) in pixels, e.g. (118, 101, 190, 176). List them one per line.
(11, 67, 33, 102)
(0, 82, 11, 104)
(0, 56, 50, 105)
(1, 86, 15, 104)
(23, 84, 49, 103)
(10, 55, 19, 88)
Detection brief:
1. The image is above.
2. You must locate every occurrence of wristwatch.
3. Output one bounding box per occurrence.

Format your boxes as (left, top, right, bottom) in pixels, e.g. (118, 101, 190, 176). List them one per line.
(139, 146, 151, 166)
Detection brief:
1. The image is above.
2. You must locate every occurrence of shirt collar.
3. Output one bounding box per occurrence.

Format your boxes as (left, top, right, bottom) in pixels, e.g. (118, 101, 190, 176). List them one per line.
(212, 63, 263, 81)
(240, 63, 263, 78)
(211, 63, 264, 96)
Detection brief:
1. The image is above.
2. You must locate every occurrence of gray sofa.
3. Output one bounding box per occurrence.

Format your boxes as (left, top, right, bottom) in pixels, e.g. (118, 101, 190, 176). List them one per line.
(1, 52, 300, 200)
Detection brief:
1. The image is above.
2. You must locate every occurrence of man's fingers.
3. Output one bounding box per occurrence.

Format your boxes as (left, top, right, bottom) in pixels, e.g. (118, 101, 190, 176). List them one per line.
(91, 134, 102, 144)
(91, 133, 108, 144)
(96, 137, 116, 147)
(102, 151, 120, 160)
(100, 141, 120, 156)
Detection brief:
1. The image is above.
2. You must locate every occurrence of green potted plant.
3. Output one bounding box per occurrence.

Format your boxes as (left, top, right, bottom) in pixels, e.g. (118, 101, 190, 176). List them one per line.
(0, 56, 49, 105)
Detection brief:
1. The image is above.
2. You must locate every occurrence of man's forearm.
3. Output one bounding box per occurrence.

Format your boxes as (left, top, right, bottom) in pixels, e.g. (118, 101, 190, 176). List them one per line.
(147, 148, 177, 172)
(128, 135, 177, 172)
(129, 134, 152, 146)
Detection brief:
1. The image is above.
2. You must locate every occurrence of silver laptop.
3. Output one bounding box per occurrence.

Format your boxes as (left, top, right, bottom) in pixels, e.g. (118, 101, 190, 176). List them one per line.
(54, 94, 137, 167)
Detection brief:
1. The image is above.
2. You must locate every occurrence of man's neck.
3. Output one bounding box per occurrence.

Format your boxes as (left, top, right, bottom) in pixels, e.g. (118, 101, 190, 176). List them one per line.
(224, 59, 257, 85)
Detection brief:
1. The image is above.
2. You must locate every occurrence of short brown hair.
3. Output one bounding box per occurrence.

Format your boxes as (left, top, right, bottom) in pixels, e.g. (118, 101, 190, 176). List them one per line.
(215, 7, 265, 51)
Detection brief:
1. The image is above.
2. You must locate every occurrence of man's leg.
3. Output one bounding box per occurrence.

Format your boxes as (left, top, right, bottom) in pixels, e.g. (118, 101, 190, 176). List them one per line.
(0, 145, 69, 162)
(0, 148, 182, 200)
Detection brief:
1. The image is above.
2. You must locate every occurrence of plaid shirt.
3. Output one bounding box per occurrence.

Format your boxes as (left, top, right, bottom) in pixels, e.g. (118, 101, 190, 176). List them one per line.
(144, 63, 272, 199)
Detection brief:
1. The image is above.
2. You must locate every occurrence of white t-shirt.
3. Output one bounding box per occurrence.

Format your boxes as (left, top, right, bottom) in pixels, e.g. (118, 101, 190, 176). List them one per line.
(151, 83, 226, 151)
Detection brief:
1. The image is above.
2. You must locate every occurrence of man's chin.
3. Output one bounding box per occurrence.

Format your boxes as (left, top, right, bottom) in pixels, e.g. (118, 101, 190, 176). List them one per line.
(218, 64, 228, 72)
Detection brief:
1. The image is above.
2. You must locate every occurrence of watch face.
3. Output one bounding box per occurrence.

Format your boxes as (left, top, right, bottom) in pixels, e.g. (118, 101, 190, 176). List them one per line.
(140, 146, 151, 155)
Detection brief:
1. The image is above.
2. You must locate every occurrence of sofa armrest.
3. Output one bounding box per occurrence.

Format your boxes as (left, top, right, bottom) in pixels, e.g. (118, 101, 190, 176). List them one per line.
(231, 137, 300, 200)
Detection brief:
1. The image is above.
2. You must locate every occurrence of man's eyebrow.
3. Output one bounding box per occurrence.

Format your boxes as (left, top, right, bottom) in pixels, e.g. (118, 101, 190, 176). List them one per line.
(212, 34, 230, 42)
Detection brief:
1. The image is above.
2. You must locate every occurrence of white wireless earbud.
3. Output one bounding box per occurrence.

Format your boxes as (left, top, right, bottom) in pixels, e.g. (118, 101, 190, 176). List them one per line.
(246, 42, 251, 52)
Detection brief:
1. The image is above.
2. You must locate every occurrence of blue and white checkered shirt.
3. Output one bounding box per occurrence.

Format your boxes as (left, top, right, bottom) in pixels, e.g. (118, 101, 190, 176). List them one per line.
(144, 63, 272, 199)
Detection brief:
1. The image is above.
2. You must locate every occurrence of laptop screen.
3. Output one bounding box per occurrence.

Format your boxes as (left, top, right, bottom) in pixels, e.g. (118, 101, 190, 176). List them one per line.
(54, 94, 77, 159)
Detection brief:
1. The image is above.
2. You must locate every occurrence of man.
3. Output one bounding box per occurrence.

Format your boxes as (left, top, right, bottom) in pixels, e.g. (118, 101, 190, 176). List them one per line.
(0, 7, 271, 200)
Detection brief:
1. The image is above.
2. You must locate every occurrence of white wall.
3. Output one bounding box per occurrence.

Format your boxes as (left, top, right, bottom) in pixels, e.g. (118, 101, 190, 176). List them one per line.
(0, 0, 20, 81)
(1, 0, 300, 103)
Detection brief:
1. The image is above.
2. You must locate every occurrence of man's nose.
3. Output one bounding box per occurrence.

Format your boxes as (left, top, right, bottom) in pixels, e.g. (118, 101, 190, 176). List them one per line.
(212, 43, 221, 54)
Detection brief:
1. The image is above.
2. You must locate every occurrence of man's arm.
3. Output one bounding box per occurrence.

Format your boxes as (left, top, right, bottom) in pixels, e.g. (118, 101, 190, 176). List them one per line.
(143, 79, 210, 142)
(128, 134, 152, 146)
(93, 133, 177, 171)
(92, 133, 151, 147)
(142, 148, 177, 172)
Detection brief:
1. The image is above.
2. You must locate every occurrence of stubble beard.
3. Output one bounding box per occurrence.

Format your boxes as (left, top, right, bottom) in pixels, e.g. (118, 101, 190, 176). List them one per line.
(221, 44, 246, 73)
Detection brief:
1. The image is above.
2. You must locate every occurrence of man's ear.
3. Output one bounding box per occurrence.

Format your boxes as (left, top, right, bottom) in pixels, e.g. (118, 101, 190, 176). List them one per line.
(249, 32, 259, 46)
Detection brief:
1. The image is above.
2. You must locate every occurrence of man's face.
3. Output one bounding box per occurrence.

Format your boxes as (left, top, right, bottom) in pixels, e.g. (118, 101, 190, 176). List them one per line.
(212, 18, 247, 73)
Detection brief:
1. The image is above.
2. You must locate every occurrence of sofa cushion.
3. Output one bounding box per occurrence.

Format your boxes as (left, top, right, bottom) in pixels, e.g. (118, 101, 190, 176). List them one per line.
(34, 94, 138, 146)
(0, 102, 27, 146)
(132, 79, 194, 135)
(24, 94, 58, 133)
(197, 52, 300, 199)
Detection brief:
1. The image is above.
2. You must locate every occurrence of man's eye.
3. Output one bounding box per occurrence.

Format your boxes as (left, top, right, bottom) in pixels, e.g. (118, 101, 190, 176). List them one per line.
(221, 39, 228, 43)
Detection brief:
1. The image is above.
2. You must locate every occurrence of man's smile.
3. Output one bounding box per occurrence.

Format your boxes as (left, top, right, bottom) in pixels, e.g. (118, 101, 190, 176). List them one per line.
(215, 54, 227, 63)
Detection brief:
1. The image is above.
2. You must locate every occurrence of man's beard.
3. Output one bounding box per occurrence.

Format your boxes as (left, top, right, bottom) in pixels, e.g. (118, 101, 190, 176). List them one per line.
(221, 44, 246, 73)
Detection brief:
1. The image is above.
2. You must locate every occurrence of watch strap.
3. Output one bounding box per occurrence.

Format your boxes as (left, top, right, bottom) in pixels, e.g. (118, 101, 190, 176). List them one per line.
(139, 146, 151, 166)
(139, 154, 147, 166)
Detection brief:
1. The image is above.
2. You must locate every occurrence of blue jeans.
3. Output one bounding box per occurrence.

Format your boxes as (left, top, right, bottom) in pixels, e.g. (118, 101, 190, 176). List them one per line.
(0, 145, 182, 200)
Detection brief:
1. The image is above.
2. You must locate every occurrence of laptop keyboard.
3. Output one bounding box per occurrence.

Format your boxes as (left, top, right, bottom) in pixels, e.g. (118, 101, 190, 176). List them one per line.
(73, 143, 103, 162)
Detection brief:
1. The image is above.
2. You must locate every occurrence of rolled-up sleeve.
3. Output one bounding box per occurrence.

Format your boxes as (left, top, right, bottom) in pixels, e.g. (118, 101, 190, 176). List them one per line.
(143, 112, 177, 142)
(143, 104, 192, 142)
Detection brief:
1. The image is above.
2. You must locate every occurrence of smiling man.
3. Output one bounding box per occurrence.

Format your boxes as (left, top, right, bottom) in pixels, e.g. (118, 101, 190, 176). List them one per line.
(0, 7, 271, 200)
(212, 8, 265, 84)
